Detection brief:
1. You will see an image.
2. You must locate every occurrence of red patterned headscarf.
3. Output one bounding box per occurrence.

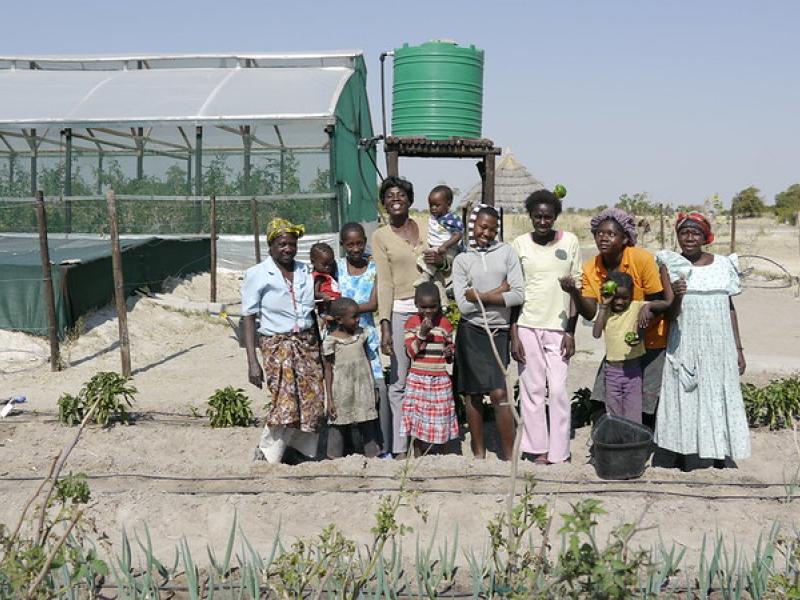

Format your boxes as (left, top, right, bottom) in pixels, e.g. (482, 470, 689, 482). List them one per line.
(675, 212, 714, 244)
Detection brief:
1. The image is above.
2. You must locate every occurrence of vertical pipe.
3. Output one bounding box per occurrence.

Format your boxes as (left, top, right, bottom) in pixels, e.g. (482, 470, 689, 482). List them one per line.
(483, 153, 496, 207)
(326, 124, 340, 233)
(35, 191, 61, 371)
(64, 128, 72, 234)
(659, 203, 665, 249)
(194, 126, 203, 233)
(243, 126, 251, 195)
(186, 155, 192, 195)
(30, 128, 37, 196)
(96, 153, 104, 195)
(251, 196, 261, 263)
(730, 202, 737, 254)
(106, 188, 132, 377)
(210, 194, 217, 303)
(279, 149, 285, 193)
(136, 127, 144, 181)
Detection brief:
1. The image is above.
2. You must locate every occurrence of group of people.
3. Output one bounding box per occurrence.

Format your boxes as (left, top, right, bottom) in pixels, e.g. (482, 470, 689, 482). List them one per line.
(241, 176, 751, 471)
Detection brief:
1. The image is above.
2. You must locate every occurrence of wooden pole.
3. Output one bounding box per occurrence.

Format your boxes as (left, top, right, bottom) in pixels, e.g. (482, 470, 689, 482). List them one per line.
(250, 197, 261, 263)
(659, 203, 665, 248)
(385, 150, 399, 177)
(34, 191, 61, 371)
(730, 202, 737, 254)
(210, 194, 217, 303)
(106, 188, 131, 377)
(483, 153, 496, 207)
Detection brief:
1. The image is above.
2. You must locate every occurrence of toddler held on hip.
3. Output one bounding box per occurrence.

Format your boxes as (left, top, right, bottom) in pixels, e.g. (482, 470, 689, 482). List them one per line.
(310, 242, 341, 329)
(415, 185, 463, 291)
(592, 271, 669, 423)
(322, 297, 381, 459)
(401, 282, 459, 457)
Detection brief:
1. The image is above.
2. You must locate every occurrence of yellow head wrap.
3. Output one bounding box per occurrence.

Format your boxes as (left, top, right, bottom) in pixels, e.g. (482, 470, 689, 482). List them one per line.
(266, 218, 305, 244)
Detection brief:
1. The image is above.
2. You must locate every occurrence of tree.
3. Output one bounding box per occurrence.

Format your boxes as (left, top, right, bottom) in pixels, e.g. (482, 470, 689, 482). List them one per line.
(775, 183, 800, 225)
(732, 186, 765, 218)
(615, 192, 657, 215)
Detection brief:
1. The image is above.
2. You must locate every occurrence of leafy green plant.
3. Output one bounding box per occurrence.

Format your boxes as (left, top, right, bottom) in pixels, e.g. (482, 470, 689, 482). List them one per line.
(57, 371, 137, 427)
(742, 376, 800, 430)
(206, 386, 256, 428)
(443, 299, 461, 329)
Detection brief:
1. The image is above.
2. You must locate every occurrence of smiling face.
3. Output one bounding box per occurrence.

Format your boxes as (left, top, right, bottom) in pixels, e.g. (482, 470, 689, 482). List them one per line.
(528, 202, 557, 237)
(340, 229, 367, 262)
(473, 212, 499, 248)
(269, 234, 298, 267)
(677, 225, 705, 255)
(382, 186, 411, 220)
(428, 190, 451, 219)
(594, 219, 629, 258)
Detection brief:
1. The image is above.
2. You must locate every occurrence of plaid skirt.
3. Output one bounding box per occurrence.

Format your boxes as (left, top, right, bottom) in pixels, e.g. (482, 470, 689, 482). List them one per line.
(400, 372, 459, 444)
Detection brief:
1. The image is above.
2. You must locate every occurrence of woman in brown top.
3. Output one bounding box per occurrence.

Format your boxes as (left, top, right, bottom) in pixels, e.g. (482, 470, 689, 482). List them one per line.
(372, 176, 447, 458)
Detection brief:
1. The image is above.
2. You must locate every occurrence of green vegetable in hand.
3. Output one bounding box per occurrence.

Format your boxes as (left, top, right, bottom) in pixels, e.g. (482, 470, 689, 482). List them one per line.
(624, 331, 640, 346)
(601, 281, 617, 296)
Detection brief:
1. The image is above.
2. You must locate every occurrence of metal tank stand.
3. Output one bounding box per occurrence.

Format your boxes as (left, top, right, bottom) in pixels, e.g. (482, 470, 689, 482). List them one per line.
(383, 136, 502, 207)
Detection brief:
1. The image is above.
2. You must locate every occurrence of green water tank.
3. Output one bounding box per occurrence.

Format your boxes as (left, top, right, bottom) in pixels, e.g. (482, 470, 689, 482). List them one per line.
(392, 41, 484, 139)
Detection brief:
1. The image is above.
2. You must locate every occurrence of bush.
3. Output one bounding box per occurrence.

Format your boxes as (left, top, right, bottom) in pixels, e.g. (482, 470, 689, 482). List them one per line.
(743, 376, 800, 430)
(58, 371, 137, 427)
(206, 386, 256, 428)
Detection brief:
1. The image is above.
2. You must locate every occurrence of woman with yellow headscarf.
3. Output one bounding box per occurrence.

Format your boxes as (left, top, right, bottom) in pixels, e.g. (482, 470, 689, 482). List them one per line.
(241, 218, 326, 464)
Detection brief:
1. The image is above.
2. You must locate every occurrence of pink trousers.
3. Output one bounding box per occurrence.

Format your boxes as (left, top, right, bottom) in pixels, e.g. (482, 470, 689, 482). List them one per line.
(517, 327, 571, 463)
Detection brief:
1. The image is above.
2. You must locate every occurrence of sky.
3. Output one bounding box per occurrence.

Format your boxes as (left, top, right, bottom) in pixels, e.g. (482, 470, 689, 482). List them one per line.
(2, 1, 797, 209)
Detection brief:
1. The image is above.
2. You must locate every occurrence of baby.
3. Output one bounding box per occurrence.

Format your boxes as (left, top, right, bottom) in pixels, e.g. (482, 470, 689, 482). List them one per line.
(310, 242, 340, 323)
(415, 185, 464, 291)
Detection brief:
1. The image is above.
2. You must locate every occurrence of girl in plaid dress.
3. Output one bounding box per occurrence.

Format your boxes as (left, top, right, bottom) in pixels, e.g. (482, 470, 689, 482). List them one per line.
(401, 282, 459, 455)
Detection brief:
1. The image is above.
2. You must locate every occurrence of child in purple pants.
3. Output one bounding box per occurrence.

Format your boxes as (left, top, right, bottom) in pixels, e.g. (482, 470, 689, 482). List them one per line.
(593, 272, 668, 423)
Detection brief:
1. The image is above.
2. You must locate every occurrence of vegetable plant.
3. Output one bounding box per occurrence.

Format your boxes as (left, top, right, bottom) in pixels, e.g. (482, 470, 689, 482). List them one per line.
(206, 386, 256, 428)
(57, 371, 136, 427)
(742, 376, 800, 430)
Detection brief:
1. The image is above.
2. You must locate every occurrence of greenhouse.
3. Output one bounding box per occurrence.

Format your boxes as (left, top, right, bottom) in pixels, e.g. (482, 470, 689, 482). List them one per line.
(0, 51, 378, 239)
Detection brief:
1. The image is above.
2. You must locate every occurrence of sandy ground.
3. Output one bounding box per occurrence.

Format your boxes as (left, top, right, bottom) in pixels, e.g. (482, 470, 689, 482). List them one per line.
(1, 257, 799, 575)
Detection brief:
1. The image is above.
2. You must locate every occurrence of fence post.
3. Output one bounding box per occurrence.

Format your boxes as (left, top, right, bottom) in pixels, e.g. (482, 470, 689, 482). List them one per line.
(35, 191, 61, 371)
(659, 203, 665, 248)
(250, 197, 261, 263)
(210, 194, 217, 303)
(106, 188, 132, 377)
(730, 202, 737, 254)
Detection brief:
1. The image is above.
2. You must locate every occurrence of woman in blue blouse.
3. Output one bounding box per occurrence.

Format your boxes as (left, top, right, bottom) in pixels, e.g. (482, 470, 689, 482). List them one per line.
(241, 218, 325, 464)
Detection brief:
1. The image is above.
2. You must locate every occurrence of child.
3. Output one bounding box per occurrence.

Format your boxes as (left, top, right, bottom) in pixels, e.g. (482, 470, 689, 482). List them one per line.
(310, 242, 340, 327)
(415, 185, 464, 290)
(401, 282, 459, 456)
(336, 222, 392, 458)
(592, 271, 667, 423)
(322, 297, 381, 458)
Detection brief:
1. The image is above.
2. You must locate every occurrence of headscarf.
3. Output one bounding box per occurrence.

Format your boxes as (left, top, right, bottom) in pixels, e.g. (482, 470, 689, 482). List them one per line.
(266, 218, 305, 244)
(590, 208, 638, 246)
(675, 212, 714, 244)
(466, 203, 499, 252)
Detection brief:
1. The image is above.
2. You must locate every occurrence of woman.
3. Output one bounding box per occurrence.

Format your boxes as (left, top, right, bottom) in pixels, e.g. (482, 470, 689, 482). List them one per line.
(242, 218, 325, 464)
(453, 205, 524, 460)
(373, 176, 446, 458)
(510, 190, 582, 464)
(560, 208, 668, 427)
(653, 212, 750, 469)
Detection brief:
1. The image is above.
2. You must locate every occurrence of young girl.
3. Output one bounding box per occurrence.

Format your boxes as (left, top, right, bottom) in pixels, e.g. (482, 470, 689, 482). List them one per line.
(336, 222, 392, 458)
(592, 271, 668, 423)
(401, 282, 459, 456)
(322, 297, 380, 458)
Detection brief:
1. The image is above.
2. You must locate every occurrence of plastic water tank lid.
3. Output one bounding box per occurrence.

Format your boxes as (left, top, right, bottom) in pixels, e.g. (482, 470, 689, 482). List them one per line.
(429, 39, 458, 45)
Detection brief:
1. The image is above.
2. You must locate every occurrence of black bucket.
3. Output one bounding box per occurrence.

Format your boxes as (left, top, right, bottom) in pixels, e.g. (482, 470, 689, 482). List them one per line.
(591, 414, 653, 480)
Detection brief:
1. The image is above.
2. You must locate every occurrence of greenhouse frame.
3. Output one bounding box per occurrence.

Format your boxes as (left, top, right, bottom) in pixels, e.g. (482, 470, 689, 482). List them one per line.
(0, 51, 378, 243)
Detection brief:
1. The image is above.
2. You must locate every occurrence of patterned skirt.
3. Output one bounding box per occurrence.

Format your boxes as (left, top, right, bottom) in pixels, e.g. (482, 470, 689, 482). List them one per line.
(260, 329, 325, 433)
(400, 372, 459, 444)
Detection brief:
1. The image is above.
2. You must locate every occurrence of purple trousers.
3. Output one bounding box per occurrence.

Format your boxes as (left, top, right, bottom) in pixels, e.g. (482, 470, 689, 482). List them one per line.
(604, 360, 643, 423)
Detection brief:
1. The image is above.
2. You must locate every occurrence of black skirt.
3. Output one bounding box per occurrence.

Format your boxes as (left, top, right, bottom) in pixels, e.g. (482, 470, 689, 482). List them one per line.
(454, 320, 510, 394)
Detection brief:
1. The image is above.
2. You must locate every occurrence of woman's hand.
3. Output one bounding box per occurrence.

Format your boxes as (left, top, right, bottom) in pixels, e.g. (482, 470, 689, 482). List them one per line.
(465, 288, 478, 302)
(423, 249, 444, 267)
(380, 321, 394, 356)
(638, 304, 655, 329)
(559, 275, 579, 295)
(328, 402, 338, 422)
(248, 361, 263, 389)
(510, 329, 526, 364)
(560, 332, 575, 359)
(737, 349, 746, 375)
(671, 277, 688, 298)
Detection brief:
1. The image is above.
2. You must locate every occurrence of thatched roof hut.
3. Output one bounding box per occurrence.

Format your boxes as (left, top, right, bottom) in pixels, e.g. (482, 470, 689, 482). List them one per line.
(460, 152, 545, 214)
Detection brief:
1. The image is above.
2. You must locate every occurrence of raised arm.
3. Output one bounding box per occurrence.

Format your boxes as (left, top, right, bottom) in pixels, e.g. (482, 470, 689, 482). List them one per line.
(592, 296, 612, 339)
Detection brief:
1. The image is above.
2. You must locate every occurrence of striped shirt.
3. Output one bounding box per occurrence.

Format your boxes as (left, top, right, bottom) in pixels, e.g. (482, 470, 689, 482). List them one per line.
(404, 314, 454, 376)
